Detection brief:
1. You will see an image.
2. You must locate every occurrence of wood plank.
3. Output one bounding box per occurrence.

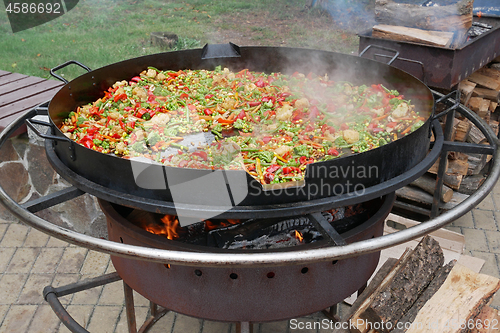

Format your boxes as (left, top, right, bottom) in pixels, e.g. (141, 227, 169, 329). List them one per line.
(0, 87, 60, 121)
(372, 24, 454, 48)
(0, 80, 63, 108)
(406, 264, 500, 333)
(0, 73, 29, 86)
(0, 70, 11, 78)
(0, 76, 46, 97)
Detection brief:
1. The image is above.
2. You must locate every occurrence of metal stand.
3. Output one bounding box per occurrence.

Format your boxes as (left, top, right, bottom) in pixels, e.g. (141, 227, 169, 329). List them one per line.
(1, 92, 499, 332)
(43, 273, 169, 333)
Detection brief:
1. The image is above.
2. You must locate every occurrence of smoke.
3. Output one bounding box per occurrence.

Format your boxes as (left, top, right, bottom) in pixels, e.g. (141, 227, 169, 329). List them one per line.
(311, 0, 375, 33)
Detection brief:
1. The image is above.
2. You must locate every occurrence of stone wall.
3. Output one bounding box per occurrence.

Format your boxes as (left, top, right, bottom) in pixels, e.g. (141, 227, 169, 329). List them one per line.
(0, 133, 107, 238)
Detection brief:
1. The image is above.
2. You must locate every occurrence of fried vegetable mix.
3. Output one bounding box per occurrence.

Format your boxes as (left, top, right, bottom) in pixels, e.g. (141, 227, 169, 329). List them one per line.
(59, 67, 426, 185)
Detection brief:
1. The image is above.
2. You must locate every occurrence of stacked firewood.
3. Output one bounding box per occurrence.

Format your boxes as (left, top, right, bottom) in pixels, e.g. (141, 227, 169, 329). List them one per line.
(396, 59, 500, 213)
(334, 236, 500, 333)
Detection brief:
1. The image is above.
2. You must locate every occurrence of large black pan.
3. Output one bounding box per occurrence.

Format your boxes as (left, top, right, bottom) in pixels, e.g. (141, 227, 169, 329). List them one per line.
(31, 45, 434, 209)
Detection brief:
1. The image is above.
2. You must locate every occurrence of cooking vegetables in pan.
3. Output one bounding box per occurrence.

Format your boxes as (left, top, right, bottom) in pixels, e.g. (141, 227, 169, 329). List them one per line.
(59, 66, 425, 185)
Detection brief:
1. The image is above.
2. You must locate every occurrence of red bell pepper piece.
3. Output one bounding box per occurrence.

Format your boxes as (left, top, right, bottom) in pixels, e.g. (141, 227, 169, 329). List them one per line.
(237, 110, 246, 120)
(327, 148, 339, 156)
(266, 164, 281, 173)
(130, 76, 142, 82)
(247, 101, 261, 107)
(255, 79, 268, 88)
(340, 123, 349, 130)
(262, 136, 272, 144)
(204, 109, 213, 116)
(192, 151, 208, 161)
(114, 93, 127, 102)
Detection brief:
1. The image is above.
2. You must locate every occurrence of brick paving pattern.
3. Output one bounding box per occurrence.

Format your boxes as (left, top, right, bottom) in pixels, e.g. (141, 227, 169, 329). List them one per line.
(0, 184, 500, 333)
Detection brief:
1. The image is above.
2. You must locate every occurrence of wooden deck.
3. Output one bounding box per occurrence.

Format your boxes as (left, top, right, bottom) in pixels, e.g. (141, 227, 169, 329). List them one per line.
(0, 70, 64, 134)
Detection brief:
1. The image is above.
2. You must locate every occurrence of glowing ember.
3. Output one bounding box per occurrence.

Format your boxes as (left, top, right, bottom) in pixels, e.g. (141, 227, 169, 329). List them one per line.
(294, 230, 304, 243)
(205, 219, 241, 232)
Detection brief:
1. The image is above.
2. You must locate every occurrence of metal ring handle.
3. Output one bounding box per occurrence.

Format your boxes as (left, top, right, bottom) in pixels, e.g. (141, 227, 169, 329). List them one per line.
(50, 60, 92, 84)
(359, 45, 400, 65)
(0, 97, 499, 268)
(25, 117, 70, 143)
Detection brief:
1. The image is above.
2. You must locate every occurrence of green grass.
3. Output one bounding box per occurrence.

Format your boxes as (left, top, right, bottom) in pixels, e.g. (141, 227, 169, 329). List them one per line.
(0, 0, 372, 80)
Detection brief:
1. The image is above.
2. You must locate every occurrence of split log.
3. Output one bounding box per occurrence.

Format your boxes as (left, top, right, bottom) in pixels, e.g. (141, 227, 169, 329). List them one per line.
(458, 80, 476, 106)
(372, 25, 454, 48)
(390, 261, 456, 333)
(470, 306, 500, 333)
(489, 120, 499, 136)
(405, 264, 500, 333)
(448, 151, 468, 161)
(454, 119, 471, 142)
(344, 258, 399, 321)
(443, 173, 463, 191)
(396, 184, 468, 210)
(468, 72, 500, 91)
(468, 153, 488, 175)
(477, 67, 500, 81)
(468, 97, 491, 119)
(447, 158, 469, 176)
(349, 236, 444, 333)
(374, 0, 473, 33)
(467, 124, 487, 144)
(489, 102, 498, 113)
(410, 174, 453, 203)
(458, 174, 486, 195)
(440, 116, 459, 141)
(428, 157, 448, 175)
(472, 87, 500, 103)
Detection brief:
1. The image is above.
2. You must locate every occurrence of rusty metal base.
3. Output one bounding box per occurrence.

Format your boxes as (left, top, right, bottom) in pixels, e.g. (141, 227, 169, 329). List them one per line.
(42, 272, 365, 333)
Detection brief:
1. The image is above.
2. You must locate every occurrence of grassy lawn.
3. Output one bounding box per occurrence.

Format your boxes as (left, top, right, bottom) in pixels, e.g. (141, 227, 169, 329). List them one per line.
(0, 0, 374, 80)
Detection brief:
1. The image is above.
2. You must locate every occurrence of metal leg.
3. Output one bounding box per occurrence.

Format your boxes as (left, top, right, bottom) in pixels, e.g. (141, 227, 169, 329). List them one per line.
(43, 272, 169, 333)
(236, 322, 253, 333)
(123, 281, 138, 333)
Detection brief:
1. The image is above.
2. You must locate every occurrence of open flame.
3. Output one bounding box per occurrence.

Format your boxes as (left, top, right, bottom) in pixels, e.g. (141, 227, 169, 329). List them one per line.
(294, 230, 304, 243)
(141, 214, 181, 240)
